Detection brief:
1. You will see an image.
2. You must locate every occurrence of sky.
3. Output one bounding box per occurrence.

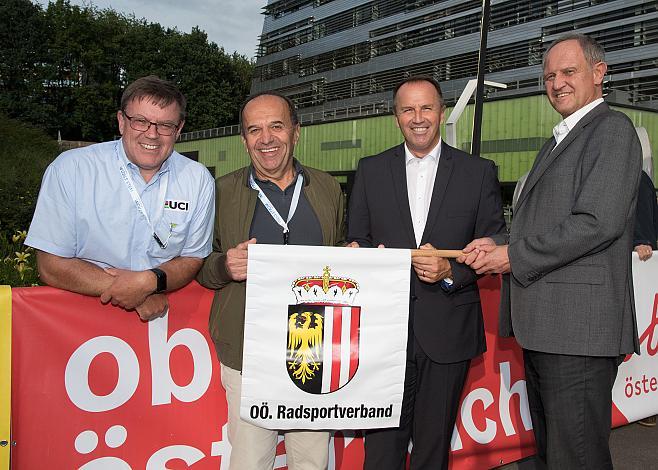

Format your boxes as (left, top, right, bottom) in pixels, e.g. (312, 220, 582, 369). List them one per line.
(34, 0, 267, 59)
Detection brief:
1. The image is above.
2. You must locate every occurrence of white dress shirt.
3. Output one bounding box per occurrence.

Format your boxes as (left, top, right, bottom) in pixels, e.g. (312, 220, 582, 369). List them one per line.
(553, 97, 604, 146)
(405, 139, 442, 247)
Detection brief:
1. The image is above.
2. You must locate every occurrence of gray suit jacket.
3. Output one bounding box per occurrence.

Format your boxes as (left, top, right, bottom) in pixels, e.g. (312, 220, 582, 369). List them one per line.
(499, 102, 642, 356)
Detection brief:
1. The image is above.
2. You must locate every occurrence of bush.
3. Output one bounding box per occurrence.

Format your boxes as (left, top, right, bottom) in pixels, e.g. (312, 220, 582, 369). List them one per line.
(0, 114, 59, 236)
(0, 115, 58, 285)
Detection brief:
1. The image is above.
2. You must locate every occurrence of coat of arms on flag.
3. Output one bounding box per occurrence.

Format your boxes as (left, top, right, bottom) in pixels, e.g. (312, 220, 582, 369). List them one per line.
(287, 266, 360, 394)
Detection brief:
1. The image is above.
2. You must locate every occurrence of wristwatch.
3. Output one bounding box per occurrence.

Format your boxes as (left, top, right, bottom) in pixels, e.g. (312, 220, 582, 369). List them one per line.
(150, 268, 167, 294)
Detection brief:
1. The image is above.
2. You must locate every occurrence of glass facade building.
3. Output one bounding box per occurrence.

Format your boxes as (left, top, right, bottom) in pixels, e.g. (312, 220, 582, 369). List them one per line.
(252, 0, 657, 121)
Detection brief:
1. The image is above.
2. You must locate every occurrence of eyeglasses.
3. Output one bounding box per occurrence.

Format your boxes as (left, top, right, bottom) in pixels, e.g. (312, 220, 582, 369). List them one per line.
(121, 111, 180, 136)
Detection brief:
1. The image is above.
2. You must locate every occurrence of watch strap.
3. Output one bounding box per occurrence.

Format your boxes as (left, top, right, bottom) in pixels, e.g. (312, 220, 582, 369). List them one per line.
(149, 268, 167, 294)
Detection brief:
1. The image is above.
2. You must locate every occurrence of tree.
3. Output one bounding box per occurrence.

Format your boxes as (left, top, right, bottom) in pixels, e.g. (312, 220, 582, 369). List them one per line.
(0, 0, 254, 141)
(0, 0, 53, 129)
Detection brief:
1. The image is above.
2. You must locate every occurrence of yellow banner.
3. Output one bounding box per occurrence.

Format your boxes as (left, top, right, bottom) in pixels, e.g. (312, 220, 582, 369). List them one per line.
(0, 285, 11, 468)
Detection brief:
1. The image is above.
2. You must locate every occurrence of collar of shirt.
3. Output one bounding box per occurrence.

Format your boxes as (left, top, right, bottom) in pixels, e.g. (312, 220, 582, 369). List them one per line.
(118, 138, 171, 188)
(404, 138, 442, 166)
(552, 98, 604, 146)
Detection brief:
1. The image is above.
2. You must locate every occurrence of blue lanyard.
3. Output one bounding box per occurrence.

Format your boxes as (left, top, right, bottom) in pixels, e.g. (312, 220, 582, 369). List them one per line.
(248, 172, 304, 245)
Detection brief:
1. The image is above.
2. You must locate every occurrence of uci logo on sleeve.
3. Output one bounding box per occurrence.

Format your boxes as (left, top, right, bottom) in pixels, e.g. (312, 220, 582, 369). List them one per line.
(164, 200, 190, 212)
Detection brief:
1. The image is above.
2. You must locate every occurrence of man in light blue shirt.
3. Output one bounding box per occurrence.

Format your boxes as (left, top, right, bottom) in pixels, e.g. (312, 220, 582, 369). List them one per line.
(26, 76, 214, 320)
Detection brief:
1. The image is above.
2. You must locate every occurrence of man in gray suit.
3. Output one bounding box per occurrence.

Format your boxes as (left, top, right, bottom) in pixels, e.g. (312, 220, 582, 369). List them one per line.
(458, 34, 642, 468)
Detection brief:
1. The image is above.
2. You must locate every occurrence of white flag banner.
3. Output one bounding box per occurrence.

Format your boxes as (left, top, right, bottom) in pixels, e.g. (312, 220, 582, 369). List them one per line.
(241, 244, 411, 430)
(612, 252, 658, 421)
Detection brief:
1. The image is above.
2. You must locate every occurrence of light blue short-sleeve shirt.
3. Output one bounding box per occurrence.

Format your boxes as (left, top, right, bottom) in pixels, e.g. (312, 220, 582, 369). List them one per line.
(26, 140, 215, 271)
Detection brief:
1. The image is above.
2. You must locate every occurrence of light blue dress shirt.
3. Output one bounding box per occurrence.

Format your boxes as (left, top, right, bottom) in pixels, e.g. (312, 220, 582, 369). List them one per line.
(26, 140, 215, 271)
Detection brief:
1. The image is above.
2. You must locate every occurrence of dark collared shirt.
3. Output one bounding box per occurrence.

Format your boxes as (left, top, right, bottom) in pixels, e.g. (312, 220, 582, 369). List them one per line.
(249, 164, 323, 246)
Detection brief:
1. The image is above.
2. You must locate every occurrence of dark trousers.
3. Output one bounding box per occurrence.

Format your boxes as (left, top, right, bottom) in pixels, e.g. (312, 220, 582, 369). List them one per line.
(364, 335, 471, 470)
(523, 349, 621, 470)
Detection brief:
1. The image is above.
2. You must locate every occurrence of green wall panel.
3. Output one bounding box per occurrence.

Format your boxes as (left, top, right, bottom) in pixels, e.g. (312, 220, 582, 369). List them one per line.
(176, 135, 249, 176)
(295, 115, 401, 171)
(176, 95, 658, 185)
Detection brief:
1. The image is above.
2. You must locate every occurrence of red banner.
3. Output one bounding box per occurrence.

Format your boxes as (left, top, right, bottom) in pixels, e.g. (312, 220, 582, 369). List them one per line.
(10, 268, 657, 468)
(449, 276, 535, 468)
(11, 283, 228, 469)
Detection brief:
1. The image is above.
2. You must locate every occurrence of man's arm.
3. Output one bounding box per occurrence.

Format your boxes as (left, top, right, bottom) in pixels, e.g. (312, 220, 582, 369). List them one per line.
(459, 242, 511, 275)
(36, 250, 115, 296)
(197, 237, 257, 289)
(196, 178, 242, 289)
(445, 160, 507, 288)
(633, 172, 657, 262)
(509, 115, 641, 287)
(101, 256, 204, 309)
(37, 249, 201, 319)
(335, 182, 347, 246)
(464, 114, 642, 281)
(411, 243, 452, 283)
(196, 251, 233, 289)
(634, 171, 656, 249)
(156, 256, 205, 291)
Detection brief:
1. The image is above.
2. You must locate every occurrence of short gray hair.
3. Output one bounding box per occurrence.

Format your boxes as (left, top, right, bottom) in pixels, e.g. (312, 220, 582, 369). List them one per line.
(543, 33, 605, 69)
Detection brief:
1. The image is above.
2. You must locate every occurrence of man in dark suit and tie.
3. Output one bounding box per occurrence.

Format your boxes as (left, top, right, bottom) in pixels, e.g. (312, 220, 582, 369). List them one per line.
(347, 76, 505, 469)
(460, 34, 642, 468)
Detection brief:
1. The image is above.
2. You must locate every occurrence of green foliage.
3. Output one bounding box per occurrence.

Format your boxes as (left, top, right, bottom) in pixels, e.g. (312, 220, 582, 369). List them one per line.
(0, 115, 59, 236)
(0, 0, 254, 141)
(0, 115, 57, 286)
(0, 230, 40, 286)
(0, 0, 53, 129)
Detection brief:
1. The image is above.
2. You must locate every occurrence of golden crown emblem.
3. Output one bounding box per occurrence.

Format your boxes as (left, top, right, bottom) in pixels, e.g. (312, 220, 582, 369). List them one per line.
(292, 266, 359, 305)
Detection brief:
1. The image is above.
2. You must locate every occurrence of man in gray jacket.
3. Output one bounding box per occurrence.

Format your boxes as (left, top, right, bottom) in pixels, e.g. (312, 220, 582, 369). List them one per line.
(459, 34, 641, 468)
